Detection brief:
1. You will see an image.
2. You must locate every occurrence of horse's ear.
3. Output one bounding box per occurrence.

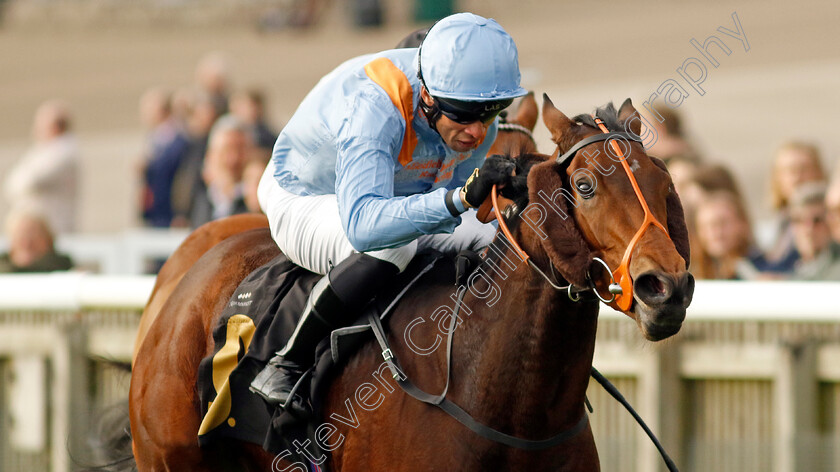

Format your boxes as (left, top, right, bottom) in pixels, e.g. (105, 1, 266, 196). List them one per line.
(542, 93, 575, 145)
(618, 98, 642, 137)
(526, 160, 592, 287)
(514, 91, 538, 131)
(649, 157, 691, 268)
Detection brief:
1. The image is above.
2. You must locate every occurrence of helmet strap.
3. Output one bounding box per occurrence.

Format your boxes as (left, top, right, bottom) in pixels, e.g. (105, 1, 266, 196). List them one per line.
(416, 29, 444, 136)
(419, 86, 443, 134)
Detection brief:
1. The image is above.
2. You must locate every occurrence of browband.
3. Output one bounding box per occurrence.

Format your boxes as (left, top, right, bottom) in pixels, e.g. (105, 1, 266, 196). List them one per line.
(556, 132, 643, 166)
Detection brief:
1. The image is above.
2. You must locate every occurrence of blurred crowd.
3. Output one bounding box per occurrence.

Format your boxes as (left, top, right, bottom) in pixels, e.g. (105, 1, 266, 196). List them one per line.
(1, 52, 279, 273)
(2, 53, 839, 281)
(136, 53, 277, 230)
(647, 106, 840, 281)
(1, 99, 79, 273)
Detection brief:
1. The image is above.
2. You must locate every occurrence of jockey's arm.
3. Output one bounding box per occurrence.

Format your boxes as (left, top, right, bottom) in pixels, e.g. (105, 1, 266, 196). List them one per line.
(335, 93, 463, 253)
(335, 136, 461, 252)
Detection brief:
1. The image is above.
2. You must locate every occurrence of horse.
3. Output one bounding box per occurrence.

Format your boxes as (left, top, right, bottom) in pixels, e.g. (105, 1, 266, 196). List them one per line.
(124, 95, 692, 471)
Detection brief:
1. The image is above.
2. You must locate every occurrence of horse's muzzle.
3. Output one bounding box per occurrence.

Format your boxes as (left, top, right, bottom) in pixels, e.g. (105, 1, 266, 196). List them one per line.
(632, 271, 695, 341)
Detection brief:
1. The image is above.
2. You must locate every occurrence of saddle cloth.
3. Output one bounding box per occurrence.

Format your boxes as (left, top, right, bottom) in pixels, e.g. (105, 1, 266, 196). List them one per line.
(196, 250, 458, 461)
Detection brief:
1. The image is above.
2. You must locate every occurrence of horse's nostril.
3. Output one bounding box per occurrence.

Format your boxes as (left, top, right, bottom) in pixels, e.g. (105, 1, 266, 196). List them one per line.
(644, 275, 664, 295)
(634, 273, 671, 304)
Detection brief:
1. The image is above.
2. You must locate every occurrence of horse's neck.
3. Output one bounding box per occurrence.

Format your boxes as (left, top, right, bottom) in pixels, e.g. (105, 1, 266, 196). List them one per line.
(451, 245, 599, 438)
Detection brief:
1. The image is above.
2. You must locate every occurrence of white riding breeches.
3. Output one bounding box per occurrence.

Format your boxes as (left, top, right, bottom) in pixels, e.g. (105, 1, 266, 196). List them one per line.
(258, 164, 496, 275)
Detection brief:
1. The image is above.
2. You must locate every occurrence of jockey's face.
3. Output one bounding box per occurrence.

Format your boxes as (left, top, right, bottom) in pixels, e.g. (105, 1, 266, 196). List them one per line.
(421, 88, 489, 153)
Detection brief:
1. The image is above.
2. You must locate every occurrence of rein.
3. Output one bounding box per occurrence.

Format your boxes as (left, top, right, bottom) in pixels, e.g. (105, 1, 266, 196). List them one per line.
(490, 186, 601, 301)
(488, 130, 652, 303)
(365, 256, 678, 469)
(368, 277, 590, 451)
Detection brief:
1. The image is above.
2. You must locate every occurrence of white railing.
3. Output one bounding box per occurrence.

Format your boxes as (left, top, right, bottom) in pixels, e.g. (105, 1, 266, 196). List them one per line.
(2, 274, 838, 319)
(0, 228, 190, 275)
(0, 277, 838, 472)
(0, 272, 155, 310)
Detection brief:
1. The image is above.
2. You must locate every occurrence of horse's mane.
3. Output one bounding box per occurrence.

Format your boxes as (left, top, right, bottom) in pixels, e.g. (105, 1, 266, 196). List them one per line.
(571, 102, 623, 132)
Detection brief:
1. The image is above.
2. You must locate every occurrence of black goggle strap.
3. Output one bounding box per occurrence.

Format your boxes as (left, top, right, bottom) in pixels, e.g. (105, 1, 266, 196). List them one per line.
(418, 89, 442, 132)
(555, 132, 643, 167)
(416, 21, 506, 128)
(419, 89, 501, 130)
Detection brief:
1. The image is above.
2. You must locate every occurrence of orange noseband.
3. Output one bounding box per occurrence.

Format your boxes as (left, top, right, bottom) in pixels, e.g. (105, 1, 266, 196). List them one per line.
(592, 118, 670, 311)
(484, 117, 673, 312)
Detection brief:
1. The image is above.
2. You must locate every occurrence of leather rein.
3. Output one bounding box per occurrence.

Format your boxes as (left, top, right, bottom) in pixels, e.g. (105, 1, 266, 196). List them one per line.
(365, 255, 677, 469)
(368, 271, 590, 451)
(365, 120, 679, 469)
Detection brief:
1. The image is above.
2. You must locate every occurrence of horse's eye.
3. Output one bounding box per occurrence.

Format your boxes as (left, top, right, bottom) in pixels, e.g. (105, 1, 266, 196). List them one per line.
(576, 180, 594, 198)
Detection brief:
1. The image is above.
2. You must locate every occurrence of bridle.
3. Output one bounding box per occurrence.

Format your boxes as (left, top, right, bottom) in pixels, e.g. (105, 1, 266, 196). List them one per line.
(491, 117, 672, 312)
(496, 111, 537, 148)
(365, 118, 681, 467)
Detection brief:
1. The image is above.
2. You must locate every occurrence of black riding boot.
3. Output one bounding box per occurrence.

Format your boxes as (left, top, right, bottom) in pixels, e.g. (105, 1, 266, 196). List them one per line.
(249, 253, 399, 407)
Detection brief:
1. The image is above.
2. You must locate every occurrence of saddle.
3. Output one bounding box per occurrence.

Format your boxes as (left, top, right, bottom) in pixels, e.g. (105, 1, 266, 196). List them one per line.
(196, 250, 477, 462)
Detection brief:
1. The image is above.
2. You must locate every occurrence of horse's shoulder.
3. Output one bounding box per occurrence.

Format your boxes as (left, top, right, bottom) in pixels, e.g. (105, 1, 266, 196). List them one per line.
(146, 226, 277, 347)
(134, 215, 271, 365)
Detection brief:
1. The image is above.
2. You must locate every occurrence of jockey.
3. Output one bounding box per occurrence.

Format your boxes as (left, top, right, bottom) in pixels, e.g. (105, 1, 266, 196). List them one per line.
(250, 12, 528, 407)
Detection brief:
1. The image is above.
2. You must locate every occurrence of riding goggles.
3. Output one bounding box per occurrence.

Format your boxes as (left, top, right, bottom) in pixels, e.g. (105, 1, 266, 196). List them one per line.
(434, 96, 514, 124)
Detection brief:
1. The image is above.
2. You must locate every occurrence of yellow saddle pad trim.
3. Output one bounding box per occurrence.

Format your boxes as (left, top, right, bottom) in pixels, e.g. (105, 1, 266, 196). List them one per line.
(198, 314, 256, 435)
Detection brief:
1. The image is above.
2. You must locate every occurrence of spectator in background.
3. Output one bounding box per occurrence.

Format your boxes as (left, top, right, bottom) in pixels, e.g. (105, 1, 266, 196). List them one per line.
(138, 87, 191, 228)
(677, 163, 743, 217)
(258, 0, 326, 30)
(759, 140, 826, 270)
(195, 52, 231, 116)
(644, 104, 701, 164)
(3, 100, 79, 234)
(189, 116, 253, 228)
(789, 183, 840, 280)
(825, 166, 840, 243)
(665, 155, 700, 200)
(0, 207, 73, 273)
(171, 86, 197, 128)
(691, 190, 761, 280)
(170, 92, 222, 227)
(230, 88, 279, 152)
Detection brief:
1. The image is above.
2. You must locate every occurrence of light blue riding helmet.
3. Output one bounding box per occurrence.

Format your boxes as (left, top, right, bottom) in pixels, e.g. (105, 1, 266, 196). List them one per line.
(418, 13, 528, 101)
